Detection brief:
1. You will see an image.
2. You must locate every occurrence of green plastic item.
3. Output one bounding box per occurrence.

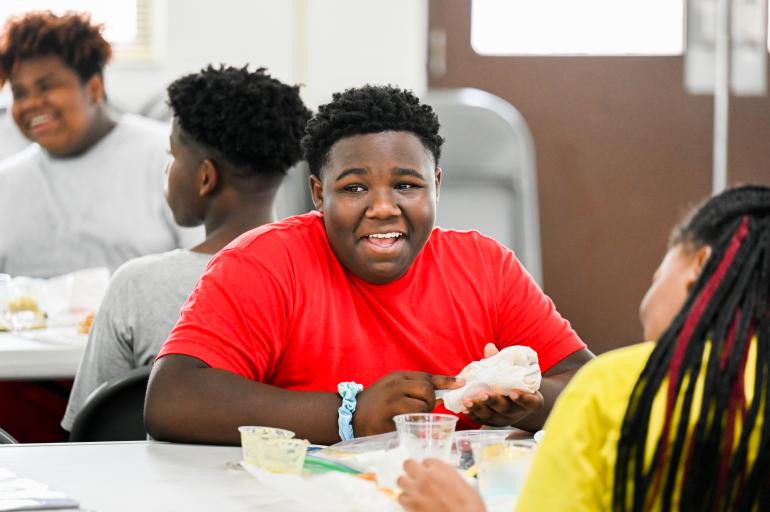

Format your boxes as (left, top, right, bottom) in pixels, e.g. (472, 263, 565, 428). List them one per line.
(303, 454, 362, 475)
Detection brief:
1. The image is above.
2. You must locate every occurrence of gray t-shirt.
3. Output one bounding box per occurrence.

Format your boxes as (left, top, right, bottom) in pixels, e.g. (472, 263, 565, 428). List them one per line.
(62, 249, 211, 431)
(0, 110, 29, 162)
(0, 113, 200, 278)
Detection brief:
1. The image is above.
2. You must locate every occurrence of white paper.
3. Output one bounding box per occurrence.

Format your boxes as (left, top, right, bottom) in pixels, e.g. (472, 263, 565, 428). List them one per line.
(441, 346, 542, 413)
(240, 463, 401, 512)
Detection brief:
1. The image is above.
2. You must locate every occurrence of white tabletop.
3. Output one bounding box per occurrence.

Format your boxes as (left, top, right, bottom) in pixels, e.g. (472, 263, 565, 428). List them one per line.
(0, 441, 281, 511)
(0, 327, 86, 379)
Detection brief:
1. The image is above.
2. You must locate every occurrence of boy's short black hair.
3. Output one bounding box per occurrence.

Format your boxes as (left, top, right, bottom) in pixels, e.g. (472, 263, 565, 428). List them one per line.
(301, 85, 444, 177)
(167, 65, 311, 176)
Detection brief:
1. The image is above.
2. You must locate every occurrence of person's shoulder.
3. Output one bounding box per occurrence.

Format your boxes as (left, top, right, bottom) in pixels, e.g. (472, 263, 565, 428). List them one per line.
(206, 212, 326, 280)
(225, 211, 325, 254)
(104, 113, 168, 152)
(117, 113, 169, 138)
(0, 144, 42, 177)
(428, 226, 514, 263)
(430, 227, 507, 249)
(570, 342, 655, 389)
(112, 250, 207, 284)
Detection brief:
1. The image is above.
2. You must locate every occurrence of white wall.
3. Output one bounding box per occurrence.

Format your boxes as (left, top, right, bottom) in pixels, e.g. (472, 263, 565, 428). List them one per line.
(106, 0, 427, 112)
(301, 0, 428, 107)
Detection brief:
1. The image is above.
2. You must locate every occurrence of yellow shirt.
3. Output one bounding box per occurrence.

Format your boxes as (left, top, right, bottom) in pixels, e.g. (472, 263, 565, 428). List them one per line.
(516, 340, 759, 511)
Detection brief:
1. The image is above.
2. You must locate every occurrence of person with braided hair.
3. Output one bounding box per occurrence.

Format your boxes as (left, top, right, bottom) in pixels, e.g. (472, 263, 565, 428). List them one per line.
(396, 184, 770, 512)
(0, 11, 197, 278)
(145, 84, 591, 445)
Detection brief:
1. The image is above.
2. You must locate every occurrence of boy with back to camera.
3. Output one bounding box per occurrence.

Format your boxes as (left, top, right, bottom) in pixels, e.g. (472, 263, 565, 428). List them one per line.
(62, 65, 311, 431)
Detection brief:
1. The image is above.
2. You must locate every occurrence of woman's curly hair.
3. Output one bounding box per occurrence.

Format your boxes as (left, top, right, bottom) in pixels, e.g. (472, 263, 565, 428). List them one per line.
(167, 65, 312, 176)
(301, 85, 444, 177)
(0, 11, 111, 85)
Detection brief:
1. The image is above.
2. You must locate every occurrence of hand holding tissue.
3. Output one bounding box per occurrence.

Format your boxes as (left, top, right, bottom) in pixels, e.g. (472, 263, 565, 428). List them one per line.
(441, 346, 542, 414)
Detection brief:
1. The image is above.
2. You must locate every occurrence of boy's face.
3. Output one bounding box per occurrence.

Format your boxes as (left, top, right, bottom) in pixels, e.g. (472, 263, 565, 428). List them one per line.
(165, 120, 204, 227)
(9, 55, 102, 156)
(311, 131, 441, 284)
(638, 243, 707, 342)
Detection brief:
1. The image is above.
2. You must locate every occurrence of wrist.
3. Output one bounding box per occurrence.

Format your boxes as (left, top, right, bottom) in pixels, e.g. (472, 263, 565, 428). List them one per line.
(337, 381, 363, 441)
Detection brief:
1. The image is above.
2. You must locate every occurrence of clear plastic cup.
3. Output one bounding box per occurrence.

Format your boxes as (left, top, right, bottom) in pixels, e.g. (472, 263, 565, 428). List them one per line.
(393, 413, 458, 463)
(238, 426, 295, 466)
(8, 277, 46, 331)
(453, 429, 515, 470)
(258, 438, 309, 475)
(471, 440, 536, 498)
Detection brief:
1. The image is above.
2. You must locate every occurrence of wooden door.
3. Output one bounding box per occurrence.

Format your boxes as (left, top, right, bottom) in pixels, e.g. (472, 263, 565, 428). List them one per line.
(429, 1, 770, 353)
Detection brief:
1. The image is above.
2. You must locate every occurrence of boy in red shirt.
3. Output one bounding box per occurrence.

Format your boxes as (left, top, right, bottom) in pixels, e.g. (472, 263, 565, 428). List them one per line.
(146, 85, 592, 445)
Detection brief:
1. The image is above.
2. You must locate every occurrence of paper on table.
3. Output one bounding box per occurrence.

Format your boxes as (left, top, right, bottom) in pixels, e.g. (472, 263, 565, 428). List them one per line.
(0, 470, 79, 511)
(44, 267, 109, 327)
(240, 463, 401, 512)
(0, 498, 80, 511)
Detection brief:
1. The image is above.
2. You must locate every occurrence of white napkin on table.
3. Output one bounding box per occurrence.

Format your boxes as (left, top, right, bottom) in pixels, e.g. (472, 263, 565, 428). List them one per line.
(441, 346, 542, 413)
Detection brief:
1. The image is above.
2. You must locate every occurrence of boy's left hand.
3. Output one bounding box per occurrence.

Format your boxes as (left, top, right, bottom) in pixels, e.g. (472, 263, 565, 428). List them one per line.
(460, 343, 544, 427)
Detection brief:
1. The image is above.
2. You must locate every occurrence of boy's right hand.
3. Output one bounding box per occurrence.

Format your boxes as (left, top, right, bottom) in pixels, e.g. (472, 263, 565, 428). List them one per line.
(352, 371, 461, 437)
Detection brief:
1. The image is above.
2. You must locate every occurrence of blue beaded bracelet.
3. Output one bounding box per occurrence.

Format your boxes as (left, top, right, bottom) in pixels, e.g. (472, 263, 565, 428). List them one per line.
(337, 381, 363, 441)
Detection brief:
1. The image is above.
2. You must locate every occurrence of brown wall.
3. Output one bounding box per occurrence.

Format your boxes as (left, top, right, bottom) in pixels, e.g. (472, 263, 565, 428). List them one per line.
(429, 1, 770, 353)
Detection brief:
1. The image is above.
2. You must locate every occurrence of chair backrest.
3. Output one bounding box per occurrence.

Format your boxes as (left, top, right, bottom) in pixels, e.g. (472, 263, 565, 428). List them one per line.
(69, 366, 152, 442)
(0, 426, 18, 444)
(424, 88, 543, 285)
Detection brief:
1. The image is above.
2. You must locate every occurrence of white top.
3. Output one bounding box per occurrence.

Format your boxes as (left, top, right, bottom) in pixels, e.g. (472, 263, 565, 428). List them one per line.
(0, 113, 198, 278)
(62, 249, 212, 430)
(0, 111, 29, 161)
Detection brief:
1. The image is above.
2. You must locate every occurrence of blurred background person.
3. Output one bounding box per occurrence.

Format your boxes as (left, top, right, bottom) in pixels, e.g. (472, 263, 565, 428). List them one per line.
(0, 10, 198, 444)
(0, 11, 197, 279)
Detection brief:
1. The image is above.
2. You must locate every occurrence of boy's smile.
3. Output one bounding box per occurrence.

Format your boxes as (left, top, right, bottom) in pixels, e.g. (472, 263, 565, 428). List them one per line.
(10, 55, 101, 156)
(311, 131, 441, 284)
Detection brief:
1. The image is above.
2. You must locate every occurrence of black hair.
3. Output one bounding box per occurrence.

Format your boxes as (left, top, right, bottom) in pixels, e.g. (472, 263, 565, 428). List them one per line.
(167, 65, 311, 176)
(614, 185, 770, 511)
(301, 84, 444, 177)
(0, 11, 111, 85)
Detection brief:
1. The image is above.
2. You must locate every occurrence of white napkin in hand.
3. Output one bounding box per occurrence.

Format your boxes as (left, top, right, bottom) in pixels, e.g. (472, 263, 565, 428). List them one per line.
(441, 346, 542, 413)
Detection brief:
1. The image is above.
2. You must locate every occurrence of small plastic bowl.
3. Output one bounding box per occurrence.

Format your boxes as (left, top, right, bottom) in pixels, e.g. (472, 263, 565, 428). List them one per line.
(238, 426, 295, 466)
(258, 438, 309, 475)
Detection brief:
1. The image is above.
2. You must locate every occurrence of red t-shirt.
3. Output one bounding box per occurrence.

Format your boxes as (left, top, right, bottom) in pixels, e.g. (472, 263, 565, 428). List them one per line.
(159, 212, 585, 426)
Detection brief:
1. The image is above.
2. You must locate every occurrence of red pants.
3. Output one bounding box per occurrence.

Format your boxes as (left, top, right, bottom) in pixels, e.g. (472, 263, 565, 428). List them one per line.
(0, 380, 72, 443)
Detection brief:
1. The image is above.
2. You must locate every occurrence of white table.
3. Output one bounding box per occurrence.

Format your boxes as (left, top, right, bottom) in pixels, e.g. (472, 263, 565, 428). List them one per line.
(0, 328, 86, 379)
(0, 441, 284, 511)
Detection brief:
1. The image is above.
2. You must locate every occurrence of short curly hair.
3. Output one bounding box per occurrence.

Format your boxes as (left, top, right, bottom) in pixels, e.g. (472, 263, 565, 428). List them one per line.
(167, 65, 312, 176)
(301, 85, 443, 177)
(0, 11, 111, 86)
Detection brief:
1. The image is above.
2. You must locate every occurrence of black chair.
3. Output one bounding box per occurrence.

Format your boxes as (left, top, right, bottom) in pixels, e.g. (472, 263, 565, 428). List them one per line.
(69, 366, 152, 442)
(0, 426, 18, 444)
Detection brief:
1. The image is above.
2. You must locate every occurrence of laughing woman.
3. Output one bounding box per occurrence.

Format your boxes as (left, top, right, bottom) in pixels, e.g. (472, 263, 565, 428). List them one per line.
(0, 11, 195, 278)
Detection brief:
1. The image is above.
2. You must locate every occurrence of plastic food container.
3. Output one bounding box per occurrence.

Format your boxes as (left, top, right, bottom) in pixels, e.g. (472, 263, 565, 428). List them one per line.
(238, 426, 295, 467)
